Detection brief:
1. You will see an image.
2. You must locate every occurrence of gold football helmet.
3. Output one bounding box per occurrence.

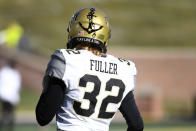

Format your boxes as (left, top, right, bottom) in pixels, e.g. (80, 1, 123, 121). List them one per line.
(67, 8, 111, 53)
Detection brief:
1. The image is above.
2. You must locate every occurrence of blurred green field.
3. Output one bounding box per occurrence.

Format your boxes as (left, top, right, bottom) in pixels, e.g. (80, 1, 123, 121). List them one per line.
(17, 88, 40, 111)
(0, 0, 196, 55)
(11, 122, 196, 131)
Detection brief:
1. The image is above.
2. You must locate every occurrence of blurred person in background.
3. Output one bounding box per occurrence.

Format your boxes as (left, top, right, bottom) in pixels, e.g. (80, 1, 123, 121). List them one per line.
(0, 58, 22, 131)
(36, 8, 143, 131)
(0, 21, 31, 53)
(0, 22, 24, 48)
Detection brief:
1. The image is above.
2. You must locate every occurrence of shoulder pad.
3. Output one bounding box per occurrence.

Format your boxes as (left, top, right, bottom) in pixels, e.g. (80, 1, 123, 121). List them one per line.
(128, 61, 137, 75)
(45, 50, 66, 79)
(61, 49, 81, 56)
(117, 57, 137, 75)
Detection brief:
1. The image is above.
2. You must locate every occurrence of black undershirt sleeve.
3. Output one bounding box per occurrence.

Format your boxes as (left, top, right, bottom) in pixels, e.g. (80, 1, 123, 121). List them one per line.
(35, 76, 66, 126)
(119, 91, 144, 131)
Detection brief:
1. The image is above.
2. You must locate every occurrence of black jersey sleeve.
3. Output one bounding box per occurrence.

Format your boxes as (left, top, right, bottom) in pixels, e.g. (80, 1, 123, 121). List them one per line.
(119, 91, 144, 131)
(35, 76, 66, 126)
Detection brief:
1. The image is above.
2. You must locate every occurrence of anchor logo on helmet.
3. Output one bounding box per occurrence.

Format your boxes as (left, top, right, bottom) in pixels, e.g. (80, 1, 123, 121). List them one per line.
(79, 8, 103, 37)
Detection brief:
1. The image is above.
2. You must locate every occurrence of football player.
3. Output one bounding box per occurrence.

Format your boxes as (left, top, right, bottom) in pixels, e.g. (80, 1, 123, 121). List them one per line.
(36, 7, 144, 131)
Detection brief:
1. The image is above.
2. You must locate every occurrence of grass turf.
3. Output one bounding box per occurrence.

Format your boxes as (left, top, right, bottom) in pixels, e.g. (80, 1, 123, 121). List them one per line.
(12, 121, 196, 131)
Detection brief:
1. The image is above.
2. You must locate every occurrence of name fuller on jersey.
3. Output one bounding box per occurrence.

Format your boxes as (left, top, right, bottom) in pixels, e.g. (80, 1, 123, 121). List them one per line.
(90, 59, 118, 75)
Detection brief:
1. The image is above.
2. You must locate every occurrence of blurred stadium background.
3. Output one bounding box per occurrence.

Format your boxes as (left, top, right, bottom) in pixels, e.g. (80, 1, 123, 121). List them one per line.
(0, 0, 196, 130)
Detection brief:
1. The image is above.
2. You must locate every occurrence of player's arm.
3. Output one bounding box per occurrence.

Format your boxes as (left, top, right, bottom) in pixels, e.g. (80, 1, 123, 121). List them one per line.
(119, 91, 144, 131)
(118, 61, 143, 131)
(36, 50, 66, 126)
(36, 76, 65, 126)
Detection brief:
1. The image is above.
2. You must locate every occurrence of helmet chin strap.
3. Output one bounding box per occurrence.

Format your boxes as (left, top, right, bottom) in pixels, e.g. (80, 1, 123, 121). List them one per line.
(103, 47, 107, 54)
